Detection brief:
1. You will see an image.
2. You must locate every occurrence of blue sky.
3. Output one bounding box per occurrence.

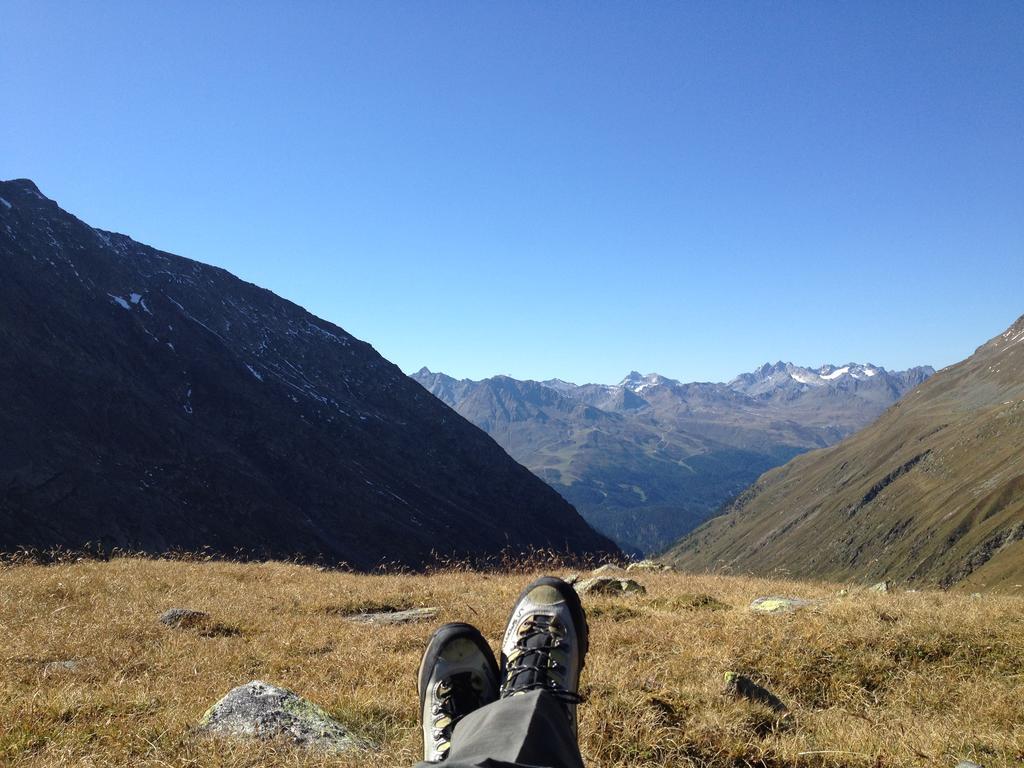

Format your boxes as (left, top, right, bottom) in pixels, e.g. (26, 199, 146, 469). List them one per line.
(4, 2, 1022, 384)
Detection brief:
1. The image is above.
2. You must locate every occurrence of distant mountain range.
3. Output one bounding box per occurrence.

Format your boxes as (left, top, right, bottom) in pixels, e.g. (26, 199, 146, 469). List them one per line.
(0, 179, 617, 567)
(413, 361, 933, 554)
(667, 315, 1024, 591)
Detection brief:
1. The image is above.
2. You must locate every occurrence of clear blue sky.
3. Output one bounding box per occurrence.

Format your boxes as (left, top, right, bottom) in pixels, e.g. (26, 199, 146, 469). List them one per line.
(4, 2, 1022, 384)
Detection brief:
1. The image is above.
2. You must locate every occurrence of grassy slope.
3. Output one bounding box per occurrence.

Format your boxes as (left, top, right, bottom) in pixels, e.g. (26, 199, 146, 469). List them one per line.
(2, 559, 1022, 767)
(667, 316, 1024, 590)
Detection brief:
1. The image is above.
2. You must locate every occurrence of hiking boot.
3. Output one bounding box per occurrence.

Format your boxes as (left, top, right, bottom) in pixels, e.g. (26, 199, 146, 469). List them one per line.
(417, 622, 499, 762)
(499, 576, 589, 734)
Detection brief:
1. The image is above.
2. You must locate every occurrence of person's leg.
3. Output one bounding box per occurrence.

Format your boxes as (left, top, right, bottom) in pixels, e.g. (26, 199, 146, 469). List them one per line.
(432, 689, 585, 768)
(414, 576, 588, 768)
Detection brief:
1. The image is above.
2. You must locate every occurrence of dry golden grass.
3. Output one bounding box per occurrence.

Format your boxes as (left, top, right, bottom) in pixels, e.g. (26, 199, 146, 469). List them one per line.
(1, 558, 1022, 767)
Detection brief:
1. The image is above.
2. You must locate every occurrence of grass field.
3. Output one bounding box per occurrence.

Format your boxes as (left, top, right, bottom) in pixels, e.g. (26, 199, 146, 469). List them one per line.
(1, 558, 1022, 767)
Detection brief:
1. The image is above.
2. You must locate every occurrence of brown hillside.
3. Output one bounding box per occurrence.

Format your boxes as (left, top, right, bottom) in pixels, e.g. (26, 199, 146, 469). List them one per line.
(667, 315, 1024, 591)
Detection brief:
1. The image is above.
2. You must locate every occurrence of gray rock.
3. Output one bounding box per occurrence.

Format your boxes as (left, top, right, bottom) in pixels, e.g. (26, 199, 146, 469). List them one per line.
(722, 671, 788, 713)
(591, 563, 626, 576)
(626, 560, 669, 572)
(575, 577, 646, 596)
(749, 596, 815, 614)
(343, 607, 438, 625)
(199, 680, 372, 751)
(159, 608, 210, 628)
(869, 581, 892, 593)
(563, 572, 580, 586)
(956, 761, 984, 768)
(42, 659, 80, 676)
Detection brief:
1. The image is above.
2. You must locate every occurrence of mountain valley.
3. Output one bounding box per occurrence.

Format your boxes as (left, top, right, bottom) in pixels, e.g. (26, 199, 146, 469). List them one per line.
(413, 362, 933, 554)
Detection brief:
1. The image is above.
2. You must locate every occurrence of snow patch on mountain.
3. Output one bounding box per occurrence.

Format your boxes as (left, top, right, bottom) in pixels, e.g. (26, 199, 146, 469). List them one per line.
(821, 366, 850, 380)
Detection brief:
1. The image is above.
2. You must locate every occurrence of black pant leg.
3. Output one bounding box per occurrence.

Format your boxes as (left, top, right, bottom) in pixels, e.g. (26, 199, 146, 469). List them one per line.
(412, 690, 585, 768)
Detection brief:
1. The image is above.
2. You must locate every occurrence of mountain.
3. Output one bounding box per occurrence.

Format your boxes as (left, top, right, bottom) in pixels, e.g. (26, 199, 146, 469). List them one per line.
(666, 315, 1024, 591)
(0, 179, 617, 567)
(412, 361, 932, 555)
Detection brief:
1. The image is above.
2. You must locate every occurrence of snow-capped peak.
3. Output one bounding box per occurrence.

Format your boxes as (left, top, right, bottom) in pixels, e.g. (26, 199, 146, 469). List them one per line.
(729, 362, 886, 395)
(618, 371, 678, 393)
(816, 363, 881, 382)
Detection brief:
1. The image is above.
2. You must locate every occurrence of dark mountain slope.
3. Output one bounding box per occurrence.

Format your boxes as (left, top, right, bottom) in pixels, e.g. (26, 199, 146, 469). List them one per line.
(0, 179, 617, 567)
(667, 315, 1024, 591)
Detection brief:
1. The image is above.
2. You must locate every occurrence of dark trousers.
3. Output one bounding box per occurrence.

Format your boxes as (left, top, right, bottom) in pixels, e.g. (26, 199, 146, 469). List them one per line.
(414, 690, 585, 768)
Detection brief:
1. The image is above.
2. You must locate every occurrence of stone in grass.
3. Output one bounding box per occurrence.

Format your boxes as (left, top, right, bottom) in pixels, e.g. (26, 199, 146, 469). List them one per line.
(626, 560, 670, 572)
(722, 672, 788, 713)
(575, 577, 646, 596)
(749, 596, 815, 614)
(956, 762, 984, 768)
(42, 659, 81, 677)
(869, 581, 892, 593)
(591, 563, 627, 576)
(159, 608, 210, 628)
(199, 680, 373, 752)
(344, 607, 438, 625)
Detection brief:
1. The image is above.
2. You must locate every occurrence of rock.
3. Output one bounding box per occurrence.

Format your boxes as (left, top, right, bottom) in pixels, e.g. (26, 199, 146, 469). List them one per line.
(970, 592, 982, 599)
(564, 573, 580, 586)
(956, 761, 984, 768)
(343, 607, 438, 625)
(575, 577, 646, 596)
(835, 589, 849, 597)
(42, 659, 80, 676)
(159, 608, 210, 628)
(591, 563, 626, 576)
(626, 560, 668, 572)
(749, 596, 815, 614)
(158, 608, 240, 636)
(869, 581, 892, 593)
(199, 680, 372, 751)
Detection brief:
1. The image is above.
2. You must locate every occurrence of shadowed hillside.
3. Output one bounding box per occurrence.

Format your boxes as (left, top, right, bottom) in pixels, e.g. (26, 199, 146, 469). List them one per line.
(0, 179, 616, 567)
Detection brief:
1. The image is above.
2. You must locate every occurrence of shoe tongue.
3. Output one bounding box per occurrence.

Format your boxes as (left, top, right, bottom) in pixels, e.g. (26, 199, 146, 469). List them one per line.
(445, 671, 481, 716)
(523, 630, 553, 651)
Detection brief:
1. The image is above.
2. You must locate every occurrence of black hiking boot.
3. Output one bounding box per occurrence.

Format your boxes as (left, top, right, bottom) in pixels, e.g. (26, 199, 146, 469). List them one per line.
(499, 576, 589, 734)
(417, 622, 499, 762)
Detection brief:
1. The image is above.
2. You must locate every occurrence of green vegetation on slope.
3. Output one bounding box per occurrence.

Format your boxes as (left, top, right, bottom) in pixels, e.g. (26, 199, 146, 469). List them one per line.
(668, 315, 1024, 591)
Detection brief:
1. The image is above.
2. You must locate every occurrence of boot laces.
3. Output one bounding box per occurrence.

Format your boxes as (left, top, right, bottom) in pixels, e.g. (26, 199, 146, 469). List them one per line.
(431, 671, 482, 756)
(503, 614, 583, 706)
